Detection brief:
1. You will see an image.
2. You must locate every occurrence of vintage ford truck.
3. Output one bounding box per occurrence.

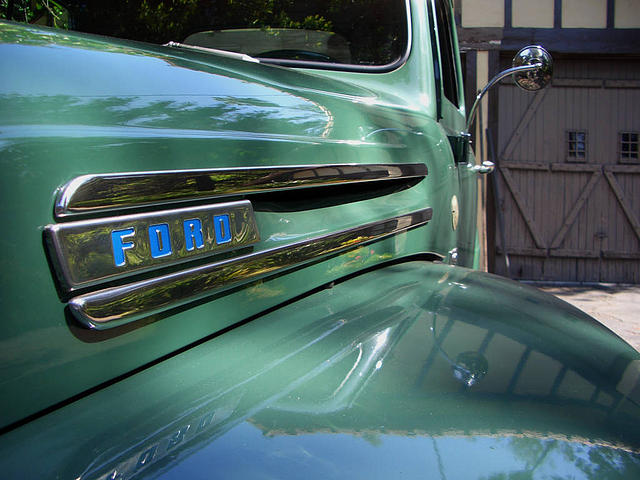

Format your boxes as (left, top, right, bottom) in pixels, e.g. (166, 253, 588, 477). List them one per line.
(0, 0, 638, 478)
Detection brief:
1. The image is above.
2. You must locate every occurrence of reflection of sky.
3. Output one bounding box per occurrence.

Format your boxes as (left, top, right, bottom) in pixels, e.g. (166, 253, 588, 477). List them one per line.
(1, 43, 335, 136)
(102, 95, 328, 132)
(1, 44, 286, 97)
(154, 423, 637, 480)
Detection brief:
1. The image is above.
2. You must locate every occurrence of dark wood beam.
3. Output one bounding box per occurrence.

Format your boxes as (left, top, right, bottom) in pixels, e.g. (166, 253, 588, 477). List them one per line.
(607, 0, 615, 29)
(459, 26, 640, 54)
(505, 0, 512, 29)
(554, 0, 562, 29)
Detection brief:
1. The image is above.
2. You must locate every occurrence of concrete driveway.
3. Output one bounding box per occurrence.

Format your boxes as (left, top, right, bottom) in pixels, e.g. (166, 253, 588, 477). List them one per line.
(537, 285, 640, 352)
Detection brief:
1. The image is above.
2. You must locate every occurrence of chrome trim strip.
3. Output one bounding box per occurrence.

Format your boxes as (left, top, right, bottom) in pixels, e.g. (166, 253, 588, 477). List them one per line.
(55, 163, 427, 218)
(46, 200, 259, 292)
(69, 208, 432, 329)
(165, 41, 261, 63)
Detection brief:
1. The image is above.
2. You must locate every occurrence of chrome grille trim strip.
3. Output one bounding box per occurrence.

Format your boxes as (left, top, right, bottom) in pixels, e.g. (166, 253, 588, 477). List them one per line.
(55, 163, 428, 219)
(69, 208, 432, 329)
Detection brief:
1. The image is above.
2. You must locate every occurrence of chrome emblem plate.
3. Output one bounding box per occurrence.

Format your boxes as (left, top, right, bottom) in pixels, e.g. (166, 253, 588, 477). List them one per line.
(46, 200, 259, 291)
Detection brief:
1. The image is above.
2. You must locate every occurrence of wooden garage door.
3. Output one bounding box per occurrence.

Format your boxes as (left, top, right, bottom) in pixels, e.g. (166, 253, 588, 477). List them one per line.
(493, 57, 640, 283)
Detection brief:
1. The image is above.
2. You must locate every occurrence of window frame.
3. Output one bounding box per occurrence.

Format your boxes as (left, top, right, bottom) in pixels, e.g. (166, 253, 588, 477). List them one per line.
(565, 130, 588, 163)
(431, 0, 460, 108)
(619, 131, 639, 164)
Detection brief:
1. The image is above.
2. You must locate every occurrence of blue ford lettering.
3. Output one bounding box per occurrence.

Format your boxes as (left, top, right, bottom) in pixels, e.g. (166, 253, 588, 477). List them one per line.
(183, 219, 204, 251)
(213, 214, 232, 244)
(149, 224, 172, 258)
(111, 214, 235, 267)
(111, 228, 135, 267)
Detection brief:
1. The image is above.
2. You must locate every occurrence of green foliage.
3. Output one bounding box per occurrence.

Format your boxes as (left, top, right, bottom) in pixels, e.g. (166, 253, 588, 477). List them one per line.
(1, 0, 69, 28)
(137, 0, 199, 41)
(288, 14, 332, 31)
(1, 1, 364, 41)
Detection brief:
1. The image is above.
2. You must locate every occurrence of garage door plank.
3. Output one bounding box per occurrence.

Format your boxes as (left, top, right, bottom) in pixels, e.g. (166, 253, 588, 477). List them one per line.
(550, 170, 602, 249)
(604, 170, 640, 242)
(499, 166, 546, 249)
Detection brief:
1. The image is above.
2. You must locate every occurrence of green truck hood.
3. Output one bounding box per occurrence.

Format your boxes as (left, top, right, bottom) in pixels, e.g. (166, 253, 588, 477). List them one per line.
(0, 261, 638, 478)
(0, 22, 461, 427)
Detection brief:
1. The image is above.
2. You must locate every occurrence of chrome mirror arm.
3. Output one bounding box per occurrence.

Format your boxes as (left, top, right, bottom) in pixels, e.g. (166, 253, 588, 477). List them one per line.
(465, 63, 541, 132)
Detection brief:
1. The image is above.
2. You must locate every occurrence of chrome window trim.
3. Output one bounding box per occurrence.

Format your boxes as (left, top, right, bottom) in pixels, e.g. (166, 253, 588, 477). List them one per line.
(55, 162, 427, 219)
(69, 207, 433, 329)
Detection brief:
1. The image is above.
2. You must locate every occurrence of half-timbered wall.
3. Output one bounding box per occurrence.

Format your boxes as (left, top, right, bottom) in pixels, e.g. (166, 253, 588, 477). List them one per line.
(455, 0, 640, 283)
(495, 57, 640, 282)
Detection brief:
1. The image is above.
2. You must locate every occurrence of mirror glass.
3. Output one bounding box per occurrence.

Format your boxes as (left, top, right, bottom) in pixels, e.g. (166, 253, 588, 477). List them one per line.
(512, 45, 553, 91)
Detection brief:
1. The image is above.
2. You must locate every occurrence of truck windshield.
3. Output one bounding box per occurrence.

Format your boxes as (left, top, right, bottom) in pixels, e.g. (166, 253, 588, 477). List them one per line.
(182, 0, 409, 68)
(0, 1, 409, 70)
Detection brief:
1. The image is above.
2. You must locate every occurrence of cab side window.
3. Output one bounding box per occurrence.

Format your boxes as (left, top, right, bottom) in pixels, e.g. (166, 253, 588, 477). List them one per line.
(434, 0, 460, 107)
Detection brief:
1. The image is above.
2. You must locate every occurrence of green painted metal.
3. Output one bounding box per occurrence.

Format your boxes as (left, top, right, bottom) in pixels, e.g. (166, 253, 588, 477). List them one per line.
(1, 0, 639, 475)
(0, 262, 637, 478)
(0, 4, 468, 428)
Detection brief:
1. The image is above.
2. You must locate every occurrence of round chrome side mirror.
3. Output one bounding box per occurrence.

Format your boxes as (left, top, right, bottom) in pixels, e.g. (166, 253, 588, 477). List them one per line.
(452, 351, 489, 387)
(466, 44, 553, 131)
(512, 45, 553, 91)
